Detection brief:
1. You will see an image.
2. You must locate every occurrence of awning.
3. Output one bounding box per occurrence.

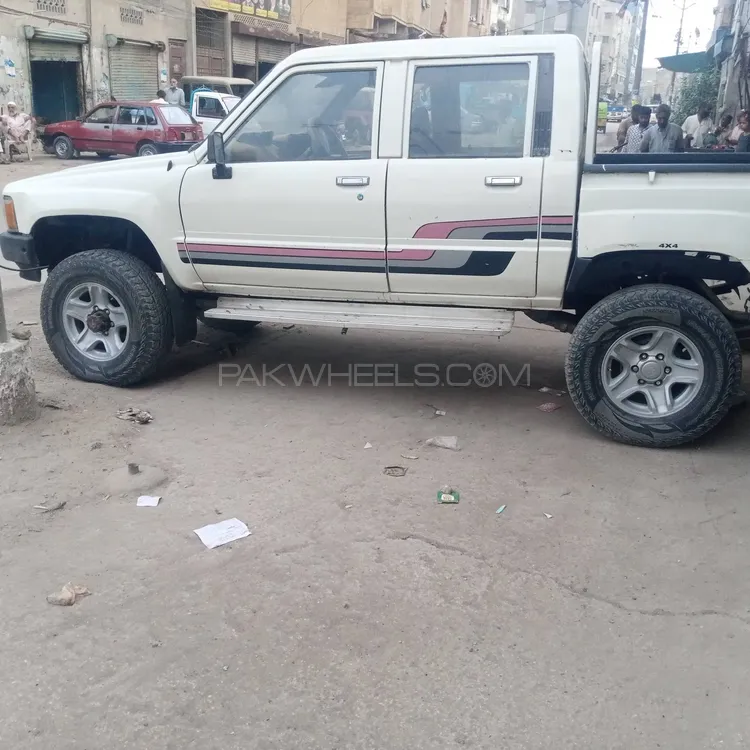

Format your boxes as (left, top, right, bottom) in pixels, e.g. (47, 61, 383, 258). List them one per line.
(657, 50, 712, 73)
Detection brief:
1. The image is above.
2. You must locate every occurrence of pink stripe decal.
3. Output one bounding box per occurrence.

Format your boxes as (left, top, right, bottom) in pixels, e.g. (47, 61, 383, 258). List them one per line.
(414, 217, 539, 239)
(183, 243, 385, 260)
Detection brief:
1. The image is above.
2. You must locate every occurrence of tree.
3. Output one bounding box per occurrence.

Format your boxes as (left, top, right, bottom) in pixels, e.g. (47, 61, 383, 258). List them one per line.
(671, 67, 720, 124)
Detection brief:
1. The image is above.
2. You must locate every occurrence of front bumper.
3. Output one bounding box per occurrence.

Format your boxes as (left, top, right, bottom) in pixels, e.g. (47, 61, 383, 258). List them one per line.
(0, 231, 42, 281)
(155, 141, 195, 154)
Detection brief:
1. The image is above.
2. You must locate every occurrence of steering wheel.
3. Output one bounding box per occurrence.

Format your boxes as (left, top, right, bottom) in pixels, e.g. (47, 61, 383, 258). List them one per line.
(303, 119, 348, 159)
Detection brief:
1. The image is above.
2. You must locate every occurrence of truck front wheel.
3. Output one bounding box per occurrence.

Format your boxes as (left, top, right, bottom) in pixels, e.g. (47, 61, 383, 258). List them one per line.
(566, 284, 741, 447)
(41, 249, 173, 386)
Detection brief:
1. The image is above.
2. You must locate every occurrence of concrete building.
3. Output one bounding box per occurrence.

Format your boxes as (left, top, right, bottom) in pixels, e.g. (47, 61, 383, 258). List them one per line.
(712, 0, 749, 117)
(508, 0, 644, 102)
(0, 0, 192, 122)
(639, 66, 675, 105)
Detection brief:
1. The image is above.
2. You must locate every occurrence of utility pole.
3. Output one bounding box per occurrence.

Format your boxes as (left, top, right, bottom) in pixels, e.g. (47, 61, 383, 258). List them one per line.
(632, 0, 650, 101)
(668, 0, 695, 104)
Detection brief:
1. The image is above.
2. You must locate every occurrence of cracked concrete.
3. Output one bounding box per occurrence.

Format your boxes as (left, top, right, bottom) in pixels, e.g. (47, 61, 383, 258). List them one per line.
(2, 158, 750, 749)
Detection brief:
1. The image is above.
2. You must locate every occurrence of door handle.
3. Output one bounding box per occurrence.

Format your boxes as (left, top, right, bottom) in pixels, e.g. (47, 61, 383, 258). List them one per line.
(336, 176, 369, 187)
(137, 127, 143, 131)
(485, 176, 522, 187)
(104, 125, 111, 130)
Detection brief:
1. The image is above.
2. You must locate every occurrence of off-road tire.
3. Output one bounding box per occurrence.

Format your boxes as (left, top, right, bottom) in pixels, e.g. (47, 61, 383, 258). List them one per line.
(53, 135, 73, 160)
(41, 250, 173, 386)
(566, 284, 741, 448)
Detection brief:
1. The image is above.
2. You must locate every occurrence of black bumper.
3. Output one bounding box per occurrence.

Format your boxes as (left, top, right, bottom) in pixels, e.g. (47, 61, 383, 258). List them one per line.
(155, 141, 195, 154)
(0, 231, 42, 281)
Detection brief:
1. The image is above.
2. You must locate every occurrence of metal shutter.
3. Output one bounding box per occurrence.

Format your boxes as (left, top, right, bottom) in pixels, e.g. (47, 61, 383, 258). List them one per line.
(28, 40, 81, 62)
(109, 44, 159, 101)
(232, 35, 257, 65)
(257, 39, 290, 63)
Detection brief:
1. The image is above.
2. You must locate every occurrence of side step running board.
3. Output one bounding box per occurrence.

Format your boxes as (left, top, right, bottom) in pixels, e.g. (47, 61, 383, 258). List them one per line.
(203, 298, 515, 336)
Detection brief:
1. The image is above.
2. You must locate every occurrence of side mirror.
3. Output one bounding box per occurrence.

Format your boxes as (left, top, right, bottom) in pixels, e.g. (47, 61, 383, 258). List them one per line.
(207, 131, 232, 180)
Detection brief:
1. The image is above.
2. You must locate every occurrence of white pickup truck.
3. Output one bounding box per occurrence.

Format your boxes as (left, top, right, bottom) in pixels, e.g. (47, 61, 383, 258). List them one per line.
(2, 35, 749, 448)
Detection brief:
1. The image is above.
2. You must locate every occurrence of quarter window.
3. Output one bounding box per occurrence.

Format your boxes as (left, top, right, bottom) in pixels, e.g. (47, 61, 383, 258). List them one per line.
(409, 63, 529, 159)
(225, 68, 377, 164)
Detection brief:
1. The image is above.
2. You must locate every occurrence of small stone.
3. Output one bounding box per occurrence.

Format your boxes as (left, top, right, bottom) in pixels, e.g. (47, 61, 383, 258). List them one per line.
(11, 328, 32, 341)
(90, 441, 103, 451)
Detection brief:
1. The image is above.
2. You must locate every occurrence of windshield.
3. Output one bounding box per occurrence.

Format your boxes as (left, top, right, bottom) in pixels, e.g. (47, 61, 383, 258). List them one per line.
(160, 106, 193, 125)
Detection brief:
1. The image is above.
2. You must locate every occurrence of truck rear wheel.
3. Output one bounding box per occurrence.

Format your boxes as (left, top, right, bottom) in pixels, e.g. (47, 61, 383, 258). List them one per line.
(566, 284, 741, 447)
(41, 249, 173, 387)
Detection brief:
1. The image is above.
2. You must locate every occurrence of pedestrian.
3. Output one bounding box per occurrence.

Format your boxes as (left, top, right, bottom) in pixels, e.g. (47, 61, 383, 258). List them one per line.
(714, 113, 734, 145)
(682, 103, 714, 148)
(735, 112, 750, 152)
(151, 90, 167, 104)
(727, 110, 749, 146)
(0, 102, 33, 162)
(623, 106, 651, 153)
(640, 104, 684, 153)
(164, 79, 185, 107)
(617, 104, 640, 149)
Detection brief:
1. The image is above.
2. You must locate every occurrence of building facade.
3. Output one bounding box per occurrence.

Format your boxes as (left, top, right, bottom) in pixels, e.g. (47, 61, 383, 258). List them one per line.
(508, 0, 644, 103)
(0, 0, 192, 122)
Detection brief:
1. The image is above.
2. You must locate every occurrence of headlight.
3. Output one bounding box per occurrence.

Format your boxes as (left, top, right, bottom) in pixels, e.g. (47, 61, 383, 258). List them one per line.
(3, 196, 18, 233)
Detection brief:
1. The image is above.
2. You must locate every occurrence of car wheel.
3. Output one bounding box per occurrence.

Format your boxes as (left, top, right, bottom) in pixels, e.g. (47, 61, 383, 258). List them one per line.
(53, 135, 74, 160)
(137, 142, 158, 157)
(41, 249, 173, 387)
(565, 284, 741, 447)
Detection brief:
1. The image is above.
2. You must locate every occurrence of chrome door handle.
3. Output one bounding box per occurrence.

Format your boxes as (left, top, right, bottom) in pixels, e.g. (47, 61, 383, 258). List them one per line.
(336, 176, 370, 187)
(485, 176, 522, 187)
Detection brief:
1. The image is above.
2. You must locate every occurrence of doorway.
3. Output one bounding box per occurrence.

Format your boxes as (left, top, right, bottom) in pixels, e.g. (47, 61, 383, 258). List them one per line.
(31, 61, 80, 124)
(169, 39, 186, 81)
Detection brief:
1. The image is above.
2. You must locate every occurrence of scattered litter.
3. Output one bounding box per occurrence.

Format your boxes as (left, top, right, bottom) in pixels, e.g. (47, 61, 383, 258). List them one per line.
(117, 407, 153, 424)
(561, 490, 571, 497)
(11, 327, 31, 341)
(103, 494, 111, 502)
(437, 486, 460, 504)
(400, 454, 419, 461)
(496, 505, 506, 514)
(426, 403, 447, 416)
(539, 386, 566, 397)
(37, 396, 63, 410)
(383, 465, 408, 477)
(90, 441, 103, 451)
(283, 324, 295, 330)
(364, 442, 373, 449)
(537, 402, 561, 413)
(425, 436, 460, 451)
(137, 495, 161, 507)
(33, 500, 66, 514)
(18, 321, 38, 326)
(544, 513, 553, 519)
(345, 504, 353, 510)
(190, 339, 211, 346)
(194, 518, 251, 550)
(46, 583, 90, 607)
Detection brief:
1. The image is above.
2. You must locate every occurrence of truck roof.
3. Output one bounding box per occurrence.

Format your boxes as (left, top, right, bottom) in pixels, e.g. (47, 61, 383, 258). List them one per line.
(287, 33, 584, 66)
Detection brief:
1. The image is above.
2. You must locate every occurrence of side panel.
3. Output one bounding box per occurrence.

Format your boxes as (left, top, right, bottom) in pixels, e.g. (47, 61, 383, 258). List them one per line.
(577, 170, 750, 264)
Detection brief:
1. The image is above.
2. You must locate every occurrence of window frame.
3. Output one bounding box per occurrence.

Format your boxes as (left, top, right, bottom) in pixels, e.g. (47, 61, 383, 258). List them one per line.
(219, 61, 384, 164)
(197, 95, 225, 119)
(402, 55, 539, 160)
(85, 105, 117, 125)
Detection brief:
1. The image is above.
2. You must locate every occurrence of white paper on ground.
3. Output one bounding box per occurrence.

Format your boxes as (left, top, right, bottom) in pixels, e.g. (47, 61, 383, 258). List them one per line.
(194, 518, 251, 549)
(137, 495, 161, 507)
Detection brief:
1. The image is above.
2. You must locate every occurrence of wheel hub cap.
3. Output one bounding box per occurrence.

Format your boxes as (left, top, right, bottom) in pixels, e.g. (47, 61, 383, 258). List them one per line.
(62, 283, 130, 362)
(600, 325, 705, 418)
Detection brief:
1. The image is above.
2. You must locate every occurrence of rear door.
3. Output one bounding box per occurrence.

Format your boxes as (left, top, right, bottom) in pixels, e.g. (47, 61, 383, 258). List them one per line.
(386, 56, 545, 303)
(113, 105, 154, 155)
(76, 104, 116, 152)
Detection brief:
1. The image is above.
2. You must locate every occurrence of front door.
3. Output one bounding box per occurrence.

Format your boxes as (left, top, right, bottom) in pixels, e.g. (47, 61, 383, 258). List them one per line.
(77, 104, 116, 152)
(179, 62, 388, 295)
(386, 56, 543, 304)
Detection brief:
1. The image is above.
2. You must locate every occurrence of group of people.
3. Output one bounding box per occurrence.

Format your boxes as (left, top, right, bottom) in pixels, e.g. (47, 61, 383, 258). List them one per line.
(616, 102, 750, 154)
(151, 80, 186, 107)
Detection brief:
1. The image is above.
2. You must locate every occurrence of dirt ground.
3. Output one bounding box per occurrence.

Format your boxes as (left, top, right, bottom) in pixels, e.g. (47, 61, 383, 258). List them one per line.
(2, 156, 750, 749)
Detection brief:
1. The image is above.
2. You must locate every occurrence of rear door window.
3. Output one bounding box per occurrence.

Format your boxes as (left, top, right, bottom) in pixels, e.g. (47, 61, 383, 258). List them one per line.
(160, 106, 194, 125)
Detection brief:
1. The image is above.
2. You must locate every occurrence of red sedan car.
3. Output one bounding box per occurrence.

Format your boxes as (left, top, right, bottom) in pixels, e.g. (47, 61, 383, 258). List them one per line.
(44, 100, 203, 159)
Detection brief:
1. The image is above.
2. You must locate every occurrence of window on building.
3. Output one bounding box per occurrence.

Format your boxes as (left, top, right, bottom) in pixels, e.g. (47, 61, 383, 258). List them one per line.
(36, 0, 66, 13)
(120, 6, 144, 24)
(408, 63, 529, 159)
(86, 106, 117, 125)
(226, 69, 377, 163)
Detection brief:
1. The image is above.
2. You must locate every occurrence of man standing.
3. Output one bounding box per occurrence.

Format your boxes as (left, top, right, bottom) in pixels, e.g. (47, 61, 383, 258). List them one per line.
(640, 104, 684, 153)
(682, 104, 713, 148)
(617, 105, 640, 149)
(623, 106, 651, 153)
(164, 78, 185, 107)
